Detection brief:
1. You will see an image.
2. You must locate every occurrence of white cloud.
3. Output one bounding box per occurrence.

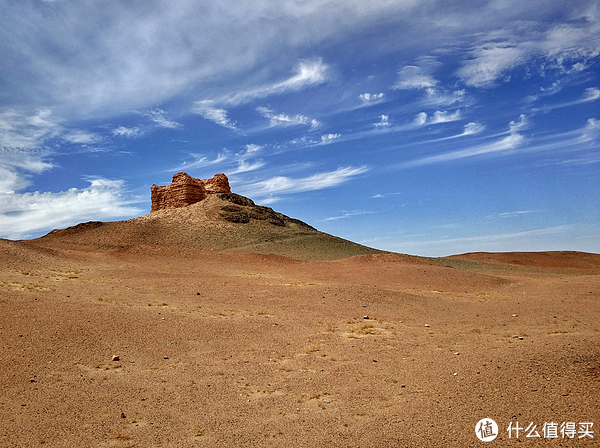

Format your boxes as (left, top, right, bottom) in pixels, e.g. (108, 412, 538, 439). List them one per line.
(320, 133, 341, 144)
(222, 59, 329, 106)
(583, 87, 600, 102)
(580, 117, 600, 142)
(229, 160, 266, 175)
(256, 106, 318, 128)
(323, 210, 375, 221)
(405, 116, 526, 166)
(430, 110, 461, 124)
(0, 178, 141, 239)
(359, 93, 385, 104)
(496, 210, 535, 218)
(192, 100, 236, 129)
(145, 109, 182, 129)
(63, 130, 101, 144)
(394, 65, 438, 90)
(414, 112, 428, 126)
(457, 44, 526, 88)
(239, 166, 368, 199)
(423, 88, 466, 107)
(245, 144, 262, 154)
(530, 86, 600, 113)
(0, 108, 62, 148)
(374, 115, 390, 127)
(112, 126, 143, 138)
(462, 122, 485, 135)
(413, 110, 461, 126)
(509, 114, 527, 133)
(457, 9, 600, 88)
(171, 153, 228, 171)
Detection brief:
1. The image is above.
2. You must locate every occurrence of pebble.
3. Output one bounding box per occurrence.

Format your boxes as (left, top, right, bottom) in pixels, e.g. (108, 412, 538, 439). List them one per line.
(424, 324, 430, 328)
(112, 355, 120, 362)
(511, 314, 518, 317)
(363, 315, 370, 320)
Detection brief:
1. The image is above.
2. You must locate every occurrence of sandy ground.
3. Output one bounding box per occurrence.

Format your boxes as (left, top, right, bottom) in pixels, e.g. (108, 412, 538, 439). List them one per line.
(1, 239, 599, 447)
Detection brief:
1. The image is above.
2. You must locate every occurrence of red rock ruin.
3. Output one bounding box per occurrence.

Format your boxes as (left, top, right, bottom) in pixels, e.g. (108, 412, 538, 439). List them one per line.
(150, 172, 231, 212)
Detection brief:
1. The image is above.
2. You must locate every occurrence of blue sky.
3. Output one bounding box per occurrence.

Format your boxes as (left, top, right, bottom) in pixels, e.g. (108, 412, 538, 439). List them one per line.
(1, 0, 599, 256)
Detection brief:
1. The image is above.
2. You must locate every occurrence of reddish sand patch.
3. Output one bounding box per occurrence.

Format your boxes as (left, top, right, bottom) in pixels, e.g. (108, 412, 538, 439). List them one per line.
(1, 237, 598, 447)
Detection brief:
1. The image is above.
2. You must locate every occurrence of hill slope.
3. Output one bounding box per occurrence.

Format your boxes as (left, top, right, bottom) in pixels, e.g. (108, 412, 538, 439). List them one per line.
(31, 193, 386, 261)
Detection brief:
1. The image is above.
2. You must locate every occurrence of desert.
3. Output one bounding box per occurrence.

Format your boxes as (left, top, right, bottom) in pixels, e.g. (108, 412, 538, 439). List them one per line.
(0, 174, 598, 447)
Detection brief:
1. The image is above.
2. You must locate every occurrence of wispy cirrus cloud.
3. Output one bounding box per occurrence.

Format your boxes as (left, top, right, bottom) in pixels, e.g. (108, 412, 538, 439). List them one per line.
(531, 87, 600, 113)
(461, 122, 485, 136)
(430, 110, 461, 124)
(359, 93, 385, 104)
(320, 133, 342, 144)
(456, 8, 600, 88)
(171, 153, 229, 172)
(192, 100, 236, 129)
(322, 210, 376, 221)
(238, 166, 368, 201)
(256, 106, 319, 129)
(221, 59, 329, 106)
(414, 110, 461, 126)
(145, 108, 183, 129)
(112, 126, 143, 138)
(374, 115, 390, 127)
(394, 65, 438, 90)
(404, 115, 526, 167)
(0, 108, 62, 149)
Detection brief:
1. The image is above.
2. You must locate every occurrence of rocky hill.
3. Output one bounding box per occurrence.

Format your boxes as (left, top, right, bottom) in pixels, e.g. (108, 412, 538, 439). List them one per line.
(34, 173, 386, 261)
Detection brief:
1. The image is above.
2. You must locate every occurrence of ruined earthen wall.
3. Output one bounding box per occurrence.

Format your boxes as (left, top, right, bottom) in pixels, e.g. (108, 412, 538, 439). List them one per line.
(151, 172, 231, 212)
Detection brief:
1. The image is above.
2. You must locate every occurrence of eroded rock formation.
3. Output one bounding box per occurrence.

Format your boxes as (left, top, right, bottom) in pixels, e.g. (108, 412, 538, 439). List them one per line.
(151, 172, 231, 212)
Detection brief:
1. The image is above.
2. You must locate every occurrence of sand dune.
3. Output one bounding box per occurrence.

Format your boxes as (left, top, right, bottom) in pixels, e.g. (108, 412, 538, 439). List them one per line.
(1, 199, 599, 447)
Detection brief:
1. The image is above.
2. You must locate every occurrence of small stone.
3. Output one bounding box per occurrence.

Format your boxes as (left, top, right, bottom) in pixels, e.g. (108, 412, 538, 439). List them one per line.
(518, 337, 524, 340)
(424, 324, 430, 327)
(164, 356, 169, 359)
(511, 314, 518, 317)
(453, 372, 458, 376)
(112, 355, 120, 362)
(454, 352, 459, 355)
(121, 412, 126, 419)
(512, 335, 519, 338)
(323, 399, 330, 404)
(363, 315, 370, 320)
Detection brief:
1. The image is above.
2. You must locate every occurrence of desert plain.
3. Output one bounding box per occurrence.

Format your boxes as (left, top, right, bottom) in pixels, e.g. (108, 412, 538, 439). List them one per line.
(1, 194, 599, 447)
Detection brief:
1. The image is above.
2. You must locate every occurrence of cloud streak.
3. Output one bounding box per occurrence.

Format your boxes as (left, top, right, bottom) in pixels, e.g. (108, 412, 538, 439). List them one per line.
(404, 116, 526, 167)
(0, 178, 141, 239)
(238, 166, 368, 200)
(192, 101, 236, 129)
(220, 59, 329, 106)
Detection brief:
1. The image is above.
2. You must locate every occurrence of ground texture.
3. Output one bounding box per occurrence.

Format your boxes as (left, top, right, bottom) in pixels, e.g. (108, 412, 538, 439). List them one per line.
(1, 202, 599, 447)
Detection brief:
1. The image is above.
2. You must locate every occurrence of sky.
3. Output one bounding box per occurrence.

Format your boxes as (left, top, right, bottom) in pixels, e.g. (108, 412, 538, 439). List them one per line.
(1, 0, 599, 256)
